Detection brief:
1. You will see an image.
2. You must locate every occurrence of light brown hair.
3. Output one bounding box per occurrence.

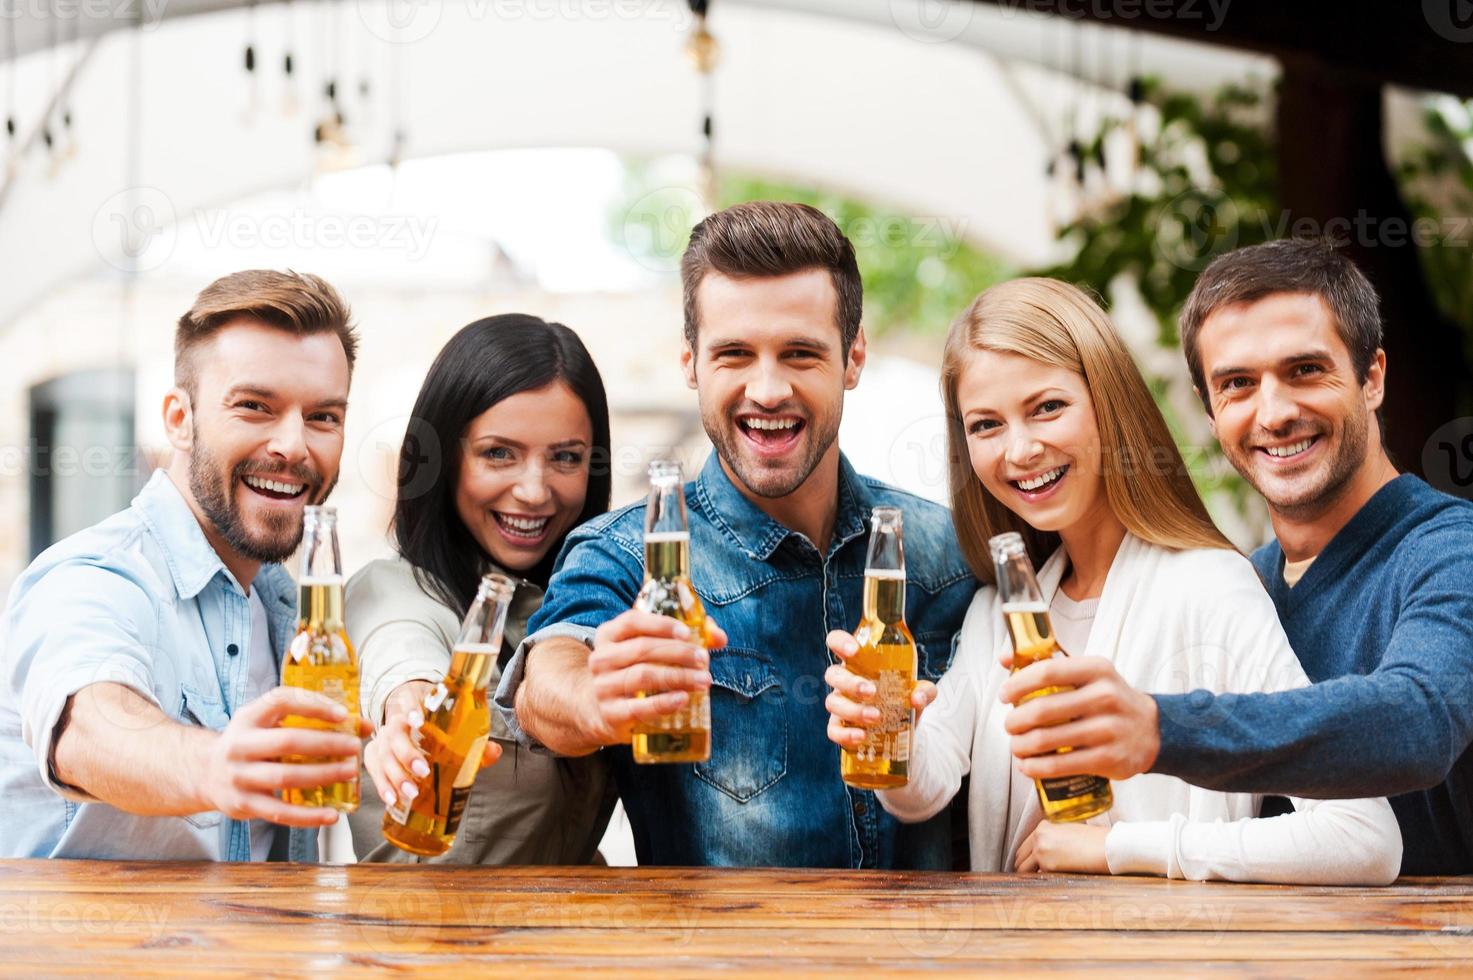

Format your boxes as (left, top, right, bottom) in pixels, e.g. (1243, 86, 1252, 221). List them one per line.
(942, 277, 1232, 582)
(174, 269, 358, 396)
(680, 201, 863, 359)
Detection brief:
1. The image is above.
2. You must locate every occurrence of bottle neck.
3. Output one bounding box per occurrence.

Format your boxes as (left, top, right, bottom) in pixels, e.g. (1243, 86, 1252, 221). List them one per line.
(446, 645, 499, 692)
(863, 570, 906, 625)
(644, 533, 691, 582)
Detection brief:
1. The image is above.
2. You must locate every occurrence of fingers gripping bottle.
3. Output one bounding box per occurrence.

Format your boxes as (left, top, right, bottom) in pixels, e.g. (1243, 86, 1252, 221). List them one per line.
(382, 573, 515, 855)
(631, 460, 713, 764)
(281, 505, 361, 812)
(989, 532, 1113, 823)
(840, 506, 917, 790)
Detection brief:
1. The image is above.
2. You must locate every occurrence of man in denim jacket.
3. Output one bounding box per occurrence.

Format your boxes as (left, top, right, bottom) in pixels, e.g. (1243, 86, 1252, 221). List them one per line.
(496, 202, 976, 867)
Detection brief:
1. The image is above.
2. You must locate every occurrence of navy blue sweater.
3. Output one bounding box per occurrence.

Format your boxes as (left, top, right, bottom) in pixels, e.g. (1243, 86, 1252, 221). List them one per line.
(1152, 475, 1473, 875)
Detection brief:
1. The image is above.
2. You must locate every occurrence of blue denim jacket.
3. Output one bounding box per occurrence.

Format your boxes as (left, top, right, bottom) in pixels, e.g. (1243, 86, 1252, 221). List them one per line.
(496, 452, 976, 868)
(0, 470, 316, 861)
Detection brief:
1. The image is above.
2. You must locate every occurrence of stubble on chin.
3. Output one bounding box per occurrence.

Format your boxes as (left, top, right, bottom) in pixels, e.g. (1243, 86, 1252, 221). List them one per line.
(1238, 420, 1368, 523)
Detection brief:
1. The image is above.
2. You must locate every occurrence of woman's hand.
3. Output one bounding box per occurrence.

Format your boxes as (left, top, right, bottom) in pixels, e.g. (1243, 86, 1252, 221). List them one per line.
(364, 679, 503, 807)
(823, 629, 936, 750)
(1014, 820, 1111, 874)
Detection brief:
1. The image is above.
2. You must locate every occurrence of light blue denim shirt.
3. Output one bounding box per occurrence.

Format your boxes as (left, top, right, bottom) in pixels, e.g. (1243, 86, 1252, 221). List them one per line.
(496, 452, 977, 869)
(0, 469, 316, 861)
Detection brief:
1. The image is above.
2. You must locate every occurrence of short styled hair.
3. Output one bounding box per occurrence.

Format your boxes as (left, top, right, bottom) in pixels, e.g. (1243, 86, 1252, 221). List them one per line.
(680, 201, 863, 359)
(174, 269, 358, 396)
(1180, 239, 1383, 414)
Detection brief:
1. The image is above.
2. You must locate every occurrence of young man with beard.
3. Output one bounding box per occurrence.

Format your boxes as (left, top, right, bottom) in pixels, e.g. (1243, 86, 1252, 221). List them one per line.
(495, 201, 977, 868)
(997, 239, 1473, 875)
(0, 269, 370, 860)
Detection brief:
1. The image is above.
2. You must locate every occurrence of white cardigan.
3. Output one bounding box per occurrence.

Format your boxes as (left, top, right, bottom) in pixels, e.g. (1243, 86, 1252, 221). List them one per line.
(879, 533, 1403, 884)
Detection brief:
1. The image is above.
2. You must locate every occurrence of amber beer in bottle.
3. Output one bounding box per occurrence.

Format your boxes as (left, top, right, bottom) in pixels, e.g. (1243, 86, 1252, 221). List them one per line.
(989, 532, 1112, 822)
(281, 505, 362, 812)
(631, 459, 712, 764)
(382, 573, 515, 855)
(841, 506, 918, 789)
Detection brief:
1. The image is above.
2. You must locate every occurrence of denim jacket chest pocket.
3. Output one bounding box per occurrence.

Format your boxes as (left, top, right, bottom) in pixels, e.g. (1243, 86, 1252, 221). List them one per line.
(694, 649, 788, 803)
(912, 628, 959, 683)
(178, 684, 230, 829)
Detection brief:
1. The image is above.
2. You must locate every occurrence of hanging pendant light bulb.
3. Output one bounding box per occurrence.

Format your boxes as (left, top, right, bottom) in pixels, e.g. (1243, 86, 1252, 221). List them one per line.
(685, 6, 719, 73)
(686, 1, 719, 211)
(282, 0, 300, 116)
(242, 0, 260, 123)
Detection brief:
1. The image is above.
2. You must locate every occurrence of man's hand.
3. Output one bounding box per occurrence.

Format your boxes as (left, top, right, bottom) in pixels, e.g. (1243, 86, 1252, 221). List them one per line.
(824, 629, 935, 750)
(1014, 820, 1110, 874)
(997, 655, 1160, 781)
(585, 609, 726, 746)
(194, 686, 370, 828)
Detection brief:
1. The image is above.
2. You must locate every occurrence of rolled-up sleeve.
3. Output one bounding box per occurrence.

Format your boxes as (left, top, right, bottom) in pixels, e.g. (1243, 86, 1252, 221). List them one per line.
(3, 561, 161, 802)
(492, 526, 643, 751)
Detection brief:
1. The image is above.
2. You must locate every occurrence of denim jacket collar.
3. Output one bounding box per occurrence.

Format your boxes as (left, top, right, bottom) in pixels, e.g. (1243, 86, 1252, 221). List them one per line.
(694, 450, 870, 562)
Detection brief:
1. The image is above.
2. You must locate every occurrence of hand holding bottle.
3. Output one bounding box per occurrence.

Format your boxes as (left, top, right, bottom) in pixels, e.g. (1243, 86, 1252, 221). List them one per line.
(365, 680, 506, 810)
(823, 628, 937, 751)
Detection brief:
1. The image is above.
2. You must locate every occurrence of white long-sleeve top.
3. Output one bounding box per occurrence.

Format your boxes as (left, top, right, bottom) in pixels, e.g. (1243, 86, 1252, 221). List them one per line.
(879, 533, 1403, 885)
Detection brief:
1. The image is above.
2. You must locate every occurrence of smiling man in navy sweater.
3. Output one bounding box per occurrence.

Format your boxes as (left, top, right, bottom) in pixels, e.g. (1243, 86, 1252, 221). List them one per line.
(996, 238, 1473, 876)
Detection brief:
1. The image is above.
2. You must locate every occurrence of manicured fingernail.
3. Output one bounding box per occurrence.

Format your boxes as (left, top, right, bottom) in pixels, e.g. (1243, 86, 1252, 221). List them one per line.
(860, 682, 876, 697)
(330, 704, 348, 719)
(411, 759, 430, 778)
(383, 790, 397, 807)
(695, 648, 709, 667)
(408, 710, 424, 728)
(400, 781, 418, 800)
(673, 624, 691, 639)
(866, 708, 880, 723)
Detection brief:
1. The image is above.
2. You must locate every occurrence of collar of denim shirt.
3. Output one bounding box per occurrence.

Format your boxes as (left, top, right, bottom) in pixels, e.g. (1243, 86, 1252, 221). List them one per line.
(691, 449, 870, 562)
(132, 469, 298, 617)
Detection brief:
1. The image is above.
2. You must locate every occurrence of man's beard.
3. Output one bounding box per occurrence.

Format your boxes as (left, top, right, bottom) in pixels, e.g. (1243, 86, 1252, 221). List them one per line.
(704, 403, 840, 500)
(1233, 401, 1369, 522)
(189, 441, 328, 564)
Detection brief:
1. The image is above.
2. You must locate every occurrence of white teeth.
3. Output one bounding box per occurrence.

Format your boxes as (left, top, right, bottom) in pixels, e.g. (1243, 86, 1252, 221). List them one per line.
(744, 418, 798, 431)
(244, 475, 304, 495)
(498, 514, 549, 534)
(1265, 438, 1314, 458)
(1016, 467, 1064, 492)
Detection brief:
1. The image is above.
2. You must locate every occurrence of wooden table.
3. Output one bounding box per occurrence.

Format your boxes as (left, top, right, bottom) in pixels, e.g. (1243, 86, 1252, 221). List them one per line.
(2, 861, 1471, 976)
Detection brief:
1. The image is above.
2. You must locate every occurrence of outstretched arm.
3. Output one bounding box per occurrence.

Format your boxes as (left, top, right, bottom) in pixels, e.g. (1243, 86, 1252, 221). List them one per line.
(54, 682, 365, 827)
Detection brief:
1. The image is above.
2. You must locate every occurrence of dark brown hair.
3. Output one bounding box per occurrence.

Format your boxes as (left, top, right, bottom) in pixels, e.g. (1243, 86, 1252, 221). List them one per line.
(175, 269, 358, 396)
(1180, 239, 1383, 415)
(680, 201, 863, 358)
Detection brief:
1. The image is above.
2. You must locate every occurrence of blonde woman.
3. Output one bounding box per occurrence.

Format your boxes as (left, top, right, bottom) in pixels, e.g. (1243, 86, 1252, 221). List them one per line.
(824, 278, 1401, 883)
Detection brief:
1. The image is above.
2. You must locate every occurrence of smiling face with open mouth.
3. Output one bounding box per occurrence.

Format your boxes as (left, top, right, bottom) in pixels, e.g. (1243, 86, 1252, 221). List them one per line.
(180, 322, 348, 568)
(684, 268, 861, 501)
(956, 348, 1111, 536)
(454, 382, 592, 573)
(1198, 293, 1379, 519)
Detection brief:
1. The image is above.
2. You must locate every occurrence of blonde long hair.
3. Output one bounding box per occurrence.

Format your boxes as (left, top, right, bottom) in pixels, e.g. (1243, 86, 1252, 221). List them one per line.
(941, 278, 1232, 583)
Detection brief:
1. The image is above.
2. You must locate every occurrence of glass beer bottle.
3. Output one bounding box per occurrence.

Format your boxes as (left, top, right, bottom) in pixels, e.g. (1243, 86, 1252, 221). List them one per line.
(631, 459, 712, 764)
(989, 531, 1113, 823)
(281, 505, 362, 812)
(382, 573, 516, 856)
(841, 506, 917, 790)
